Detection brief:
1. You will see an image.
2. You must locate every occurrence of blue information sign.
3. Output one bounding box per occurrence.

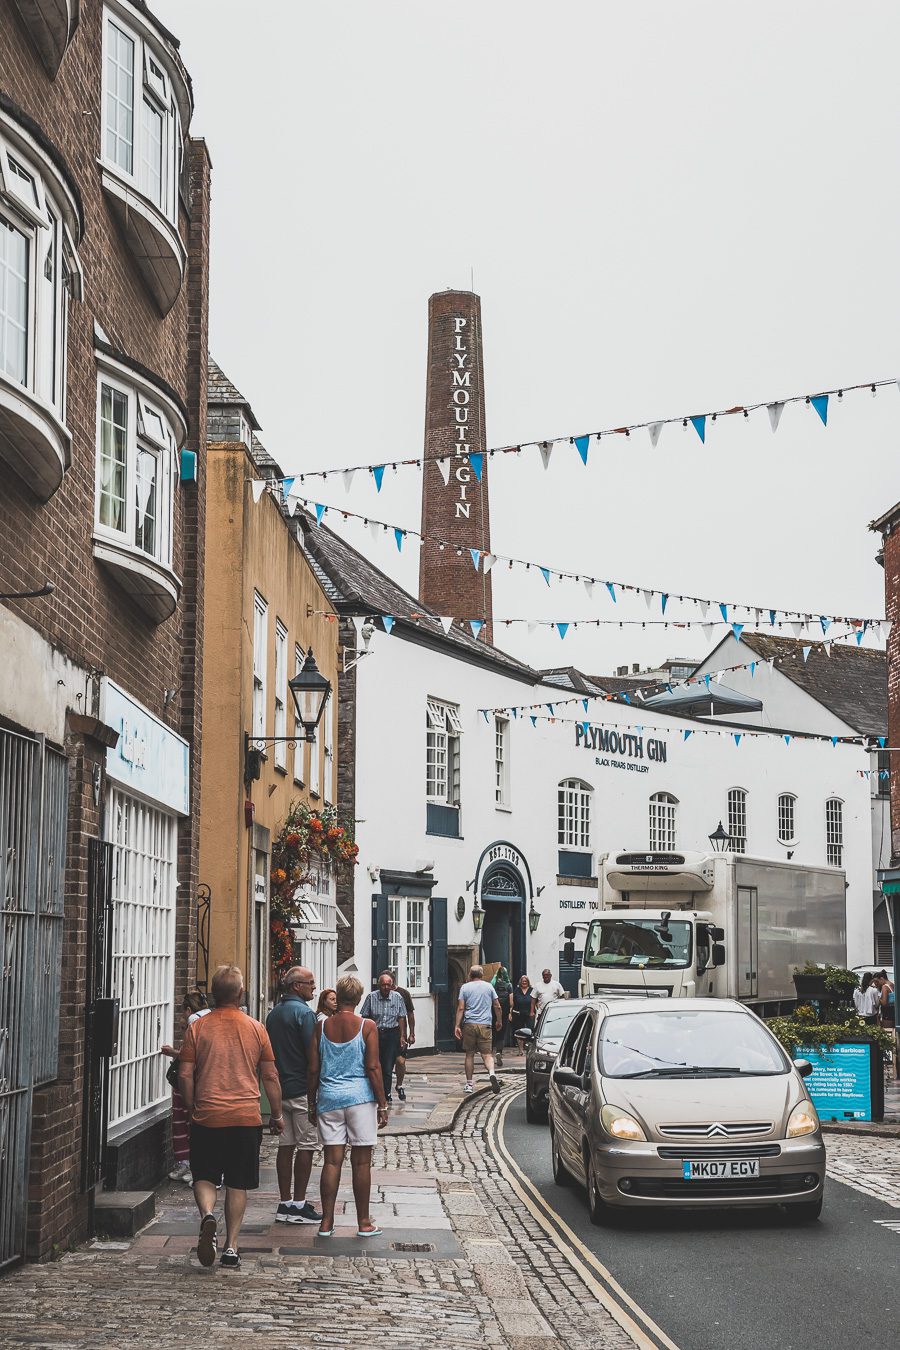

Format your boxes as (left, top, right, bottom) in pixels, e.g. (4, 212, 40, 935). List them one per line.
(794, 1042, 873, 1122)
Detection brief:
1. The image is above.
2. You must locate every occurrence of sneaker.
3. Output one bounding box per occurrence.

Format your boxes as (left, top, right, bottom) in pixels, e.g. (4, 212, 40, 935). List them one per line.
(496, 1056, 504, 1068)
(275, 1202, 293, 1223)
(220, 1247, 241, 1269)
(396, 1086, 406, 1102)
(464, 1083, 474, 1093)
(385, 1095, 393, 1104)
(287, 1201, 322, 1225)
(168, 1160, 190, 1181)
(490, 1073, 500, 1094)
(197, 1213, 217, 1267)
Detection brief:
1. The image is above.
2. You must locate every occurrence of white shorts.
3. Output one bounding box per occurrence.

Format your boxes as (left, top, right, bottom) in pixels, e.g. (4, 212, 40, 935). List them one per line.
(317, 1102, 378, 1147)
(280, 1097, 318, 1150)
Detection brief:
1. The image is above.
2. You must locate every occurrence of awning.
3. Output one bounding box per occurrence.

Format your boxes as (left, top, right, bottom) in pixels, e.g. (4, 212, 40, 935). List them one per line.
(643, 682, 764, 718)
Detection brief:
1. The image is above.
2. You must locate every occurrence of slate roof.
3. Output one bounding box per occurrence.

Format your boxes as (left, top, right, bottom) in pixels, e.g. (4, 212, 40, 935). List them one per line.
(207, 357, 261, 428)
(539, 667, 655, 702)
(294, 513, 537, 683)
(739, 633, 886, 736)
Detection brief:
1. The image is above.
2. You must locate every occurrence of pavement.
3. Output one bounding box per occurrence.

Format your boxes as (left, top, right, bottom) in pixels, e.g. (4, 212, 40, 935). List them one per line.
(3, 1051, 900, 1350)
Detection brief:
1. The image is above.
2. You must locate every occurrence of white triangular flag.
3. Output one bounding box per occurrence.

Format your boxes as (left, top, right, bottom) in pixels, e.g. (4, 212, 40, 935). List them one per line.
(699, 602, 709, 620)
(436, 457, 451, 486)
(527, 621, 538, 635)
(250, 480, 266, 503)
(368, 520, 380, 542)
(583, 579, 595, 600)
(701, 623, 715, 641)
(439, 617, 454, 634)
(539, 441, 553, 470)
(648, 422, 663, 447)
(823, 642, 832, 657)
(643, 590, 653, 609)
(883, 620, 893, 638)
(342, 469, 356, 493)
(768, 657, 775, 671)
(791, 621, 803, 638)
(767, 402, 785, 433)
(715, 670, 724, 684)
(483, 554, 497, 573)
(286, 496, 299, 517)
(352, 616, 366, 640)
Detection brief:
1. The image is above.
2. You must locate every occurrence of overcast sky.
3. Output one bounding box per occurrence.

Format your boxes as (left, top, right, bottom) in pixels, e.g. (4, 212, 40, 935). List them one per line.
(157, 0, 899, 675)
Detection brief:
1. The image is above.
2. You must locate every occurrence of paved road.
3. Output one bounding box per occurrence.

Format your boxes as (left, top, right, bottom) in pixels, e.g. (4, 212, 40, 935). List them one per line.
(503, 1094, 900, 1350)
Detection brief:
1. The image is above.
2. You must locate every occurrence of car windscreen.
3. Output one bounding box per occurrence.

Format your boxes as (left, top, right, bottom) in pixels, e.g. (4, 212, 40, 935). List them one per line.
(539, 1001, 581, 1039)
(584, 918, 693, 969)
(598, 1010, 788, 1077)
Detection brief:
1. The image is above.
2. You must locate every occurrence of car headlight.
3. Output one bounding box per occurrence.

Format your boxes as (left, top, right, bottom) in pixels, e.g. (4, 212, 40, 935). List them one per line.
(600, 1104, 647, 1142)
(786, 1101, 819, 1138)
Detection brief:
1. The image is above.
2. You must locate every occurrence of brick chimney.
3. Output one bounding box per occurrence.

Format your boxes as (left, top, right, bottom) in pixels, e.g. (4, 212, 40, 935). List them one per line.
(418, 290, 493, 641)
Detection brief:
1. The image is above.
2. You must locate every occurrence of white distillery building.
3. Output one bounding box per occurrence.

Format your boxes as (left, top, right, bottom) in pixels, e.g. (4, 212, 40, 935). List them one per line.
(298, 517, 872, 1050)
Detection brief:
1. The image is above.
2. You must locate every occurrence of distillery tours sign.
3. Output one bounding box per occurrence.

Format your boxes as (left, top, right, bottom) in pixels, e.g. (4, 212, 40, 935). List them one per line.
(575, 723, 668, 775)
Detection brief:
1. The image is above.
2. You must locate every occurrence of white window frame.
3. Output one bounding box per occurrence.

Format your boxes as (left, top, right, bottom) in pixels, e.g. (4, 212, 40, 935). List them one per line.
(274, 619, 288, 769)
(0, 131, 73, 421)
(426, 698, 461, 806)
(826, 798, 843, 868)
(649, 792, 678, 851)
(94, 369, 176, 567)
(558, 778, 591, 850)
(324, 700, 334, 804)
(102, 8, 182, 224)
(252, 593, 268, 742)
(727, 788, 747, 854)
(387, 896, 428, 993)
(777, 793, 797, 846)
(293, 644, 305, 782)
(494, 716, 510, 807)
(107, 787, 177, 1132)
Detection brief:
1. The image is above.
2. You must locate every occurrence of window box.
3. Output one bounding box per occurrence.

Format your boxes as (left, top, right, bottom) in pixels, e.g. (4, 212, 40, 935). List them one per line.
(558, 849, 592, 878)
(10, 0, 80, 77)
(0, 110, 82, 498)
(427, 802, 460, 838)
(100, 4, 191, 314)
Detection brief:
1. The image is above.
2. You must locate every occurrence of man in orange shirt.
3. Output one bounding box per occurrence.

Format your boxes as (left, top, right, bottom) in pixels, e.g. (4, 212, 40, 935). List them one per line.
(178, 964, 283, 1269)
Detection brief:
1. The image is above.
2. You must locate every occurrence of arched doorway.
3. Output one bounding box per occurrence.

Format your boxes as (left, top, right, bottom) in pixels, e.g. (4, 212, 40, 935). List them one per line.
(480, 863, 526, 979)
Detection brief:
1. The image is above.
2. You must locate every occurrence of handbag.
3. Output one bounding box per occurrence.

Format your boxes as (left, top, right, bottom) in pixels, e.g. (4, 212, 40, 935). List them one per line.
(166, 1057, 180, 1087)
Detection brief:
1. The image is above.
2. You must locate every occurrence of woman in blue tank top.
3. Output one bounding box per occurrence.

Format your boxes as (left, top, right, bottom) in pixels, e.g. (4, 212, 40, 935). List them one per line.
(307, 974, 388, 1237)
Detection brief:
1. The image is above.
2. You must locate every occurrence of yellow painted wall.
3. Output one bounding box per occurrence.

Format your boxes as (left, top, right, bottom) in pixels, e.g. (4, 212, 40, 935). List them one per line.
(198, 444, 341, 1002)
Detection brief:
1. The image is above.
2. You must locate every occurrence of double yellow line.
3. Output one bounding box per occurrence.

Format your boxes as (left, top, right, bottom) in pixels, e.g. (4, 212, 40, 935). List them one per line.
(486, 1090, 681, 1350)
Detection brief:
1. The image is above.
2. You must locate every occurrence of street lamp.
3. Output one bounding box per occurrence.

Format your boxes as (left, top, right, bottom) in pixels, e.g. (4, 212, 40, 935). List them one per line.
(472, 901, 485, 933)
(708, 820, 730, 853)
(289, 647, 332, 743)
(528, 900, 541, 934)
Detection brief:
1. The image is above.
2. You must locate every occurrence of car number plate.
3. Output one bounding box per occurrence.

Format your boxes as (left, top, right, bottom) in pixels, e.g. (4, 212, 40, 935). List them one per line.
(681, 1158, 760, 1180)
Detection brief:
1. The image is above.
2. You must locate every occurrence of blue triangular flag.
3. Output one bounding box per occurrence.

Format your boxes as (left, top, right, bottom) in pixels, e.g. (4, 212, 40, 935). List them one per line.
(540, 567, 551, 586)
(719, 603, 728, 622)
(879, 736, 887, 748)
(831, 736, 839, 747)
(481, 709, 490, 723)
(381, 615, 394, 634)
(530, 715, 537, 727)
(661, 593, 668, 614)
(683, 730, 692, 741)
(511, 708, 518, 719)
(811, 394, 829, 426)
(769, 610, 776, 626)
(622, 693, 631, 704)
(784, 735, 791, 746)
(282, 477, 295, 498)
(582, 699, 590, 714)
(732, 623, 744, 641)
(373, 464, 385, 491)
(470, 619, 483, 639)
(575, 435, 590, 465)
(314, 502, 326, 525)
(690, 415, 706, 444)
(394, 529, 404, 551)
(750, 662, 757, 678)
(470, 548, 481, 570)
(802, 646, 811, 663)
(856, 629, 864, 645)
(704, 674, 711, 690)
(547, 703, 555, 715)
(820, 616, 831, 635)
(666, 684, 674, 694)
(882, 770, 889, 780)
(469, 452, 483, 482)
(557, 623, 569, 640)
(604, 581, 616, 604)
(734, 734, 742, 746)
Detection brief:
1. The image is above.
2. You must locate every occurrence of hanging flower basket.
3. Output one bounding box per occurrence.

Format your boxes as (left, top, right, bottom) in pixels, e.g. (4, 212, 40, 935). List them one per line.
(269, 802, 358, 981)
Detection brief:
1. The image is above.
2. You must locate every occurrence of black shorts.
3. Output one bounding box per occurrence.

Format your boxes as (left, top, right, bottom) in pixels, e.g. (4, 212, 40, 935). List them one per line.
(189, 1123, 263, 1190)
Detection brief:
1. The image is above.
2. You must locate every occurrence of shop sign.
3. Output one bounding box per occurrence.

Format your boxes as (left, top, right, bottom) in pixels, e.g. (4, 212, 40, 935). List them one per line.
(575, 724, 667, 772)
(794, 1042, 873, 1121)
(101, 678, 189, 815)
(485, 842, 525, 873)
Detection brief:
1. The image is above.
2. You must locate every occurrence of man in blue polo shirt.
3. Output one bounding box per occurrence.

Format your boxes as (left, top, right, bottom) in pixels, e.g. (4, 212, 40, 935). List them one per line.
(265, 966, 322, 1224)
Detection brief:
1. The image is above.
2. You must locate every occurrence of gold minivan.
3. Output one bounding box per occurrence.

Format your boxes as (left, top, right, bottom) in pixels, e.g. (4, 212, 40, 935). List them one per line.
(548, 998, 825, 1223)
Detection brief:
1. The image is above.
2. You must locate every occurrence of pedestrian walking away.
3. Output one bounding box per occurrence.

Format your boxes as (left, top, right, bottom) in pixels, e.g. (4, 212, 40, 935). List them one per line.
(161, 990, 209, 1184)
(531, 968, 566, 1021)
(491, 965, 513, 1067)
(455, 964, 503, 1093)
(359, 971, 408, 1103)
(178, 964, 284, 1270)
(306, 974, 389, 1237)
(511, 974, 534, 1053)
(392, 980, 416, 1101)
(265, 966, 323, 1226)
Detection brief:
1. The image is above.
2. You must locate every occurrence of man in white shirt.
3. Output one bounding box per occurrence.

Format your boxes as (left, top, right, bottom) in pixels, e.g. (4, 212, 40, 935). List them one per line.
(531, 969, 566, 1021)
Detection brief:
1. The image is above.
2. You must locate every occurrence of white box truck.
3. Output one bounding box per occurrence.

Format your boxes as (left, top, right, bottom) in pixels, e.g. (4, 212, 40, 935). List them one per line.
(576, 851, 846, 1014)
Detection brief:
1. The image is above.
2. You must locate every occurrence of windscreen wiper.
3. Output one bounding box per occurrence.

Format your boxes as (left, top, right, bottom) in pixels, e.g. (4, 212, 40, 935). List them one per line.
(615, 1065, 744, 1078)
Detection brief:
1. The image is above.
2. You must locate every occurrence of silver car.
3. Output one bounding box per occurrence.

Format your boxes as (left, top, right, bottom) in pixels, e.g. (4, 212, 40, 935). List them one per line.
(548, 998, 825, 1222)
(520, 998, 602, 1123)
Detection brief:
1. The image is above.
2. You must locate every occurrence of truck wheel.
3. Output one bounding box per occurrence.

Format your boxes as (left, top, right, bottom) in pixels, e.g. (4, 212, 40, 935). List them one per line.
(551, 1126, 570, 1186)
(785, 1197, 823, 1223)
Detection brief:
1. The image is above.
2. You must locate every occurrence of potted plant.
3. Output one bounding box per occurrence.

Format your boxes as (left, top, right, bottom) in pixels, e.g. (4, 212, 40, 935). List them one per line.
(268, 801, 359, 983)
(792, 961, 858, 1001)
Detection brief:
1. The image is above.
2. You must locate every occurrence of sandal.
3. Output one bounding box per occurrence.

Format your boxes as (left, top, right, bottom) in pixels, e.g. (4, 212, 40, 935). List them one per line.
(317, 1227, 334, 1238)
(356, 1226, 382, 1237)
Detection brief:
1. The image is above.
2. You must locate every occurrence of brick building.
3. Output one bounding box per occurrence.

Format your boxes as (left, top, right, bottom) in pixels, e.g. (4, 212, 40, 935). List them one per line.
(869, 502, 900, 975)
(0, 1, 208, 1264)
